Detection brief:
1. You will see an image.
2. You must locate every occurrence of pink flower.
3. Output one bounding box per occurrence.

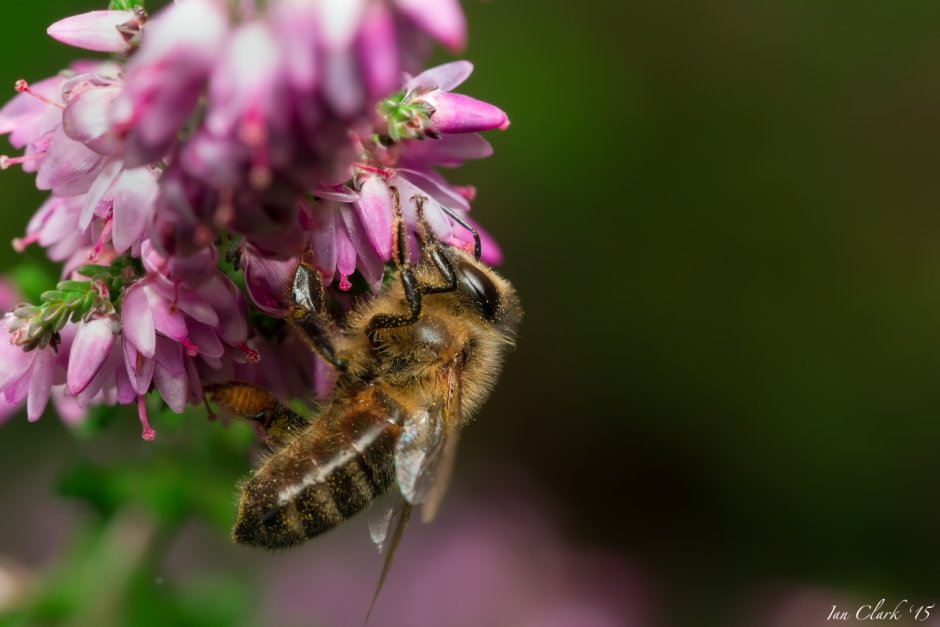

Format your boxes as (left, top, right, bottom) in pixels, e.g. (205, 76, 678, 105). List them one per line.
(13, 195, 89, 264)
(0, 75, 65, 167)
(61, 71, 124, 155)
(112, 0, 230, 167)
(66, 314, 119, 396)
(308, 199, 386, 290)
(47, 10, 144, 54)
(242, 244, 298, 315)
(79, 161, 159, 256)
(0, 317, 73, 422)
(0, 0, 510, 435)
(405, 61, 509, 134)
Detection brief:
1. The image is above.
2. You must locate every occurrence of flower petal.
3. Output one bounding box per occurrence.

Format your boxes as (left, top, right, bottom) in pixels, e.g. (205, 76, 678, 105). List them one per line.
(357, 2, 398, 98)
(67, 316, 117, 395)
(394, 0, 466, 52)
(80, 158, 122, 231)
(47, 10, 136, 53)
(147, 286, 187, 342)
(62, 84, 122, 154)
(401, 133, 493, 167)
(36, 126, 105, 195)
(121, 283, 155, 358)
(397, 168, 470, 211)
(310, 203, 339, 280)
(353, 175, 393, 260)
(123, 339, 155, 396)
(406, 60, 473, 93)
(0, 328, 37, 390)
(112, 166, 158, 253)
(27, 349, 55, 421)
(425, 91, 510, 134)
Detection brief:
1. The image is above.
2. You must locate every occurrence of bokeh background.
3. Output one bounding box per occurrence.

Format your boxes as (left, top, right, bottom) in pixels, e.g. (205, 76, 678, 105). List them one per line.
(2, 1, 940, 626)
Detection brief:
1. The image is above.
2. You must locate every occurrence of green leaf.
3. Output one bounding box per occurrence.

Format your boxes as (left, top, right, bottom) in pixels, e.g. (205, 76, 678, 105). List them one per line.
(109, 0, 141, 10)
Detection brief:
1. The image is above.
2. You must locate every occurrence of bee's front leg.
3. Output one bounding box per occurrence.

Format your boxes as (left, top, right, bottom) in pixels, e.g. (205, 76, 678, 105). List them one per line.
(366, 188, 427, 344)
(288, 251, 348, 371)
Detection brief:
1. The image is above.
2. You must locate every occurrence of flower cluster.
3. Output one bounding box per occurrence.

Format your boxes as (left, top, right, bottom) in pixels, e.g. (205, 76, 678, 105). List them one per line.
(0, 0, 508, 438)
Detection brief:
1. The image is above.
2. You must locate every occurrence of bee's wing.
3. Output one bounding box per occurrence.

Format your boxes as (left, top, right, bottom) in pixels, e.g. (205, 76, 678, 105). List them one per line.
(366, 497, 413, 623)
(394, 360, 462, 523)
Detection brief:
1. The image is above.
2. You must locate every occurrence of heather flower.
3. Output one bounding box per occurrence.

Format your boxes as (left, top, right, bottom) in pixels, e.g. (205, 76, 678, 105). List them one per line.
(0, 75, 65, 170)
(66, 314, 119, 395)
(308, 199, 387, 290)
(46, 9, 145, 54)
(0, 0, 509, 439)
(60, 71, 124, 155)
(14, 195, 90, 267)
(112, 0, 230, 167)
(241, 244, 298, 315)
(0, 317, 73, 422)
(78, 160, 160, 256)
(381, 61, 509, 140)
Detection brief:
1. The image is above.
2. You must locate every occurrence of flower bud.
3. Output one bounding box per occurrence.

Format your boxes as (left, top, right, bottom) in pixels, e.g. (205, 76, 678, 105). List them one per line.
(67, 315, 119, 395)
(47, 10, 139, 54)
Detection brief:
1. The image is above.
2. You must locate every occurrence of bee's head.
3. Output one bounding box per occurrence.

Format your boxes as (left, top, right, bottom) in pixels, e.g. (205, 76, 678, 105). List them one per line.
(451, 253, 522, 334)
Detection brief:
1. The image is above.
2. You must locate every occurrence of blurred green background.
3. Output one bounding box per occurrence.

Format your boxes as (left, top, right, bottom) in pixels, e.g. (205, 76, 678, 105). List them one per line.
(2, 1, 940, 626)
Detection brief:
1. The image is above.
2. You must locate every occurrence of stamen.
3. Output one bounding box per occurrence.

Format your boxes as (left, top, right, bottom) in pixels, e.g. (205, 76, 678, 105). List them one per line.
(0, 153, 46, 170)
(182, 337, 199, 357)
(239, 342, 261, 364)
(11, 232, 40, 252)
(354, 163, 395, 179)
(339, 274, 352, 291)
(87, 213, 113, 262)
(137, 395, 156, 441)
(14, 79, 65, 109)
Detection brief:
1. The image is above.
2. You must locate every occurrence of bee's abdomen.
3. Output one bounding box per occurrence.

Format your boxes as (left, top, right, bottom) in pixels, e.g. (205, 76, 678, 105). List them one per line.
(233, 388, 403, 549)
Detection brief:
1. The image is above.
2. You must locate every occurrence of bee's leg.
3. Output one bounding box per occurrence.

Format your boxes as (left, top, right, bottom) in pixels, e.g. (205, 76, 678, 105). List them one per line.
(288, 250, 348, 371)
(366, 188, 425, 344)
(206, 382, 310, 443)
(440, 205, 481, 261)
(412, 196, 458, 296)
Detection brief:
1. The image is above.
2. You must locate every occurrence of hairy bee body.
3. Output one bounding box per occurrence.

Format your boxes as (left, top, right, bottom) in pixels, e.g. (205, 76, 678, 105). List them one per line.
(220, 246, 521, 549)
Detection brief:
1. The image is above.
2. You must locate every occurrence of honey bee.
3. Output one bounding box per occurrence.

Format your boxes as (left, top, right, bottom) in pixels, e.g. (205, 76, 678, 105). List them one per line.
(209, 191, 521, 575)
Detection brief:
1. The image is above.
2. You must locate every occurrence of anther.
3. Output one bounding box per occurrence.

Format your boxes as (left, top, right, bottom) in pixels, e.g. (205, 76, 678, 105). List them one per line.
(14, 80, 65, 109)
(339, 274, 352, 291)
(137, 396, 157, 441)
(11, 232, 40, 252)
(1, 153, 45, 170)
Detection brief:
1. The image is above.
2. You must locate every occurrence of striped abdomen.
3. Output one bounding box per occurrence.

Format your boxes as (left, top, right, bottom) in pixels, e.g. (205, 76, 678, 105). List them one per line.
(232, 385, 404, 549)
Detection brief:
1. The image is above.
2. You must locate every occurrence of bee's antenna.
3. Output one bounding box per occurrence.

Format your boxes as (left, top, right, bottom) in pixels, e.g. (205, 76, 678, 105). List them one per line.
(440, 205, 481, 261)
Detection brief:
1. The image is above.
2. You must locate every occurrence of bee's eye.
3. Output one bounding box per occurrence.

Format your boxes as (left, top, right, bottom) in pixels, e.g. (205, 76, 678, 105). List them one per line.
(456, 262, 500, 320)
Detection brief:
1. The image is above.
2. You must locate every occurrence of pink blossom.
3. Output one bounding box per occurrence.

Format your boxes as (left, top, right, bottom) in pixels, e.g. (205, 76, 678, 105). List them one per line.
(47, 10, 143, 54)
(0, 317, 74, 422)
(112, 0, 230, 167)
(405, 61, 510, 134)
(67, 315, 119, 395)
(0, 0, 510, 436)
